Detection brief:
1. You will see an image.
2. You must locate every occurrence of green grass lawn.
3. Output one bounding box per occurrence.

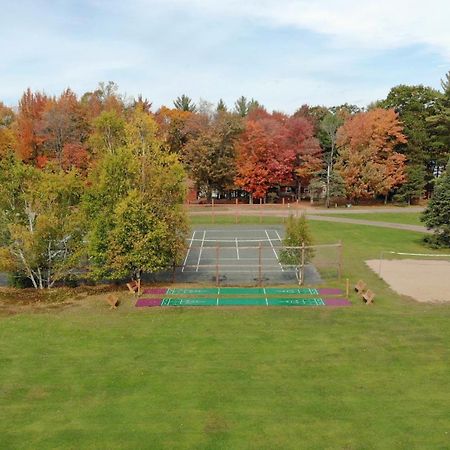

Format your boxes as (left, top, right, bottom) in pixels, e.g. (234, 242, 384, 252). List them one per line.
(314, 212, 423, 226)
(1, 221, 449, 449)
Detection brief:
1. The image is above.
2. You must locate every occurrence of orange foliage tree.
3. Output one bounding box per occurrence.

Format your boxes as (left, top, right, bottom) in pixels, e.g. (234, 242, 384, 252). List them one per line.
(15, 89, 48, 162)
(336, 108, 407, 202)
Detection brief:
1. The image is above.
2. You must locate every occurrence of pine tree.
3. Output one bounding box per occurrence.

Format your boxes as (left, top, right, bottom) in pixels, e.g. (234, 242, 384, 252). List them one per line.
(422, 159, 450, 247)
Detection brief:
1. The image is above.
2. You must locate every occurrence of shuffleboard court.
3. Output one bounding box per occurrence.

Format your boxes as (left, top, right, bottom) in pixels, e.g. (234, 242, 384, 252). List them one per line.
(160, 297, 326, 306)
(146, 287, 343, 296)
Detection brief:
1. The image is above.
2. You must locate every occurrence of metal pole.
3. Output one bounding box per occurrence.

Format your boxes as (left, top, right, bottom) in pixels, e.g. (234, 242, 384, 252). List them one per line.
(338, 240, 343, 281)
(258, 242, 262, 287)
(212, 197, 215, 224)
(300, 242, 305, 285)
(378, 251, 384, 277)
(346, 278, 349, 297)
(259, 197, 263, 224)
(216, 245, 220, 286)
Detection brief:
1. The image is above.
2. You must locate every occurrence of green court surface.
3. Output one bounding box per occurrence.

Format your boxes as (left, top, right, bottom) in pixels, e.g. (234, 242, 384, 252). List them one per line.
(161, 297, 325, 306)
(166, 287, 320, 296)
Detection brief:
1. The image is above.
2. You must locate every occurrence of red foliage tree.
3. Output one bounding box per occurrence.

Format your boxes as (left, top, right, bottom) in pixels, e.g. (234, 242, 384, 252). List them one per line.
(235, 119, 295, 200)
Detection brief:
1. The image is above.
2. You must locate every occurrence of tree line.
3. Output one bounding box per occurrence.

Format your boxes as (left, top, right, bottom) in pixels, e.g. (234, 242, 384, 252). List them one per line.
(1, 74, 450, 287)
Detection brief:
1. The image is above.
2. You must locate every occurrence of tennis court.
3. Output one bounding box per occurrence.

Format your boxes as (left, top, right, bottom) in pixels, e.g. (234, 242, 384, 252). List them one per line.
(176, 226, 322, 285)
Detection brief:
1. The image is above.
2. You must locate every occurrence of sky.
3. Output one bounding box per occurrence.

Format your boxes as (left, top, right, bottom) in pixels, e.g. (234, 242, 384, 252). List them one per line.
(1, 0, 449, 113)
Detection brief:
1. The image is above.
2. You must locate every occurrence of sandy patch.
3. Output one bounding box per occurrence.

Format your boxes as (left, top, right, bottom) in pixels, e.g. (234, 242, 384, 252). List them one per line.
(366, 259, 450, 303)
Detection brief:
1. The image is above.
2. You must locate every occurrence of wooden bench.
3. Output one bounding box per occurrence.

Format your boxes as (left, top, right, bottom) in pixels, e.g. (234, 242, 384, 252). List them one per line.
(354, 280, 367, 294)
(126, 279, 141, 295)
(106, 294, 119, 310)
(362, 289, 375, 305)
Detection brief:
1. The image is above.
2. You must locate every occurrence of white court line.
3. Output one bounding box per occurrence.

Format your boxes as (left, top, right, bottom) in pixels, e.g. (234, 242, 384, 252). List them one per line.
(265, 229, 284, 272)
(275, 230, 285, 271)
(192, 229, 279, 233)
(182, 231, 196, 272)
(235, 237, 240, 260)
(196, 230, 206, 272)
(263, 287, 268, 306)
(275, 230, 283, 242)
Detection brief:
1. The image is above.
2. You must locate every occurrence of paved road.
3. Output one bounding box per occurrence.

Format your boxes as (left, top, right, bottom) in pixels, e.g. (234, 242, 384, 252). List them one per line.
(188, 206, 431, 234)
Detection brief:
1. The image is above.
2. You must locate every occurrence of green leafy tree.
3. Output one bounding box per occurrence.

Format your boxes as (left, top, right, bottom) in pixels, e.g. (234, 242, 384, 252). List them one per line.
(379, 84, 443, 193)
(320, 113, 344, 207)
(89, 110, 126, 155)
(280, 215, 314, 284)
(394, 165, 426, 205)
(421, 159, 450, 247)
(83, 129, 188, 282)
(0, 152, 84, 288)
(426, 72, 450, 179)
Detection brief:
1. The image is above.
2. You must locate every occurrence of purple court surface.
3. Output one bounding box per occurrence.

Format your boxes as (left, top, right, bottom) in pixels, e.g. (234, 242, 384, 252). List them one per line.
(135, 298, 162, 307)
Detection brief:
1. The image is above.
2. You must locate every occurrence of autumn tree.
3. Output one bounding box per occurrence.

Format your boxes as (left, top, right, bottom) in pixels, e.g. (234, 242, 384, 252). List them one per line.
(235, 118, 295, 201)
(336, 108, 407, 203)
(0, 102, 16, 157)
(15, 89, 48, 163)
(38, 89, 90, 167)
(284, 116, 323, 198)
(184, 112, 243, 198)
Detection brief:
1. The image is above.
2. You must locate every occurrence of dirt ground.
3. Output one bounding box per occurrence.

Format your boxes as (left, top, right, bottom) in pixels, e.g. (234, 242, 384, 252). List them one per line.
(366, 259, 450, 303)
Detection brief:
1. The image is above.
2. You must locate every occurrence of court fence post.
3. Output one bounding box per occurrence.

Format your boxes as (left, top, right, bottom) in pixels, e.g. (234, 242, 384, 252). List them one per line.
(216, 245, 220, 286)
(211, 198, 215, 224)
(259, 198, 263, 224)
(299, 242, 305, 285)
(258, 242, 262, 287)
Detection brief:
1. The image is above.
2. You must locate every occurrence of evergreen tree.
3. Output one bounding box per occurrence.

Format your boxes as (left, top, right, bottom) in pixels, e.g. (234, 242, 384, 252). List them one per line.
(394, 165, 426, 205)
(173, 95, 197, 112)
(421, 159, 450, 247)
(234, 96, 248, 117)
(216, 99, 227, 113)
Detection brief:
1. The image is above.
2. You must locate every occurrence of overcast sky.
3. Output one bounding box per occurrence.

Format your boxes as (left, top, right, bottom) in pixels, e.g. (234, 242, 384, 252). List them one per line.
(1, 0, 449, 112)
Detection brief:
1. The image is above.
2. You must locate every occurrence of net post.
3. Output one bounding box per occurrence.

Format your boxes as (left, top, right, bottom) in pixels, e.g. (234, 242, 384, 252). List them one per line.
(216, 245, 220, 286)
(172, 261, 176, 283)
(258, 242, 262, 287)
(378, 251, 384, 276)
(299, 242, 305, 285)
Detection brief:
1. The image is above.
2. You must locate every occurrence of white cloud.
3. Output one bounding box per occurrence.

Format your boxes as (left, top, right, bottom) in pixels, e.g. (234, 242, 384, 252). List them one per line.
(158, 0, 450, 59)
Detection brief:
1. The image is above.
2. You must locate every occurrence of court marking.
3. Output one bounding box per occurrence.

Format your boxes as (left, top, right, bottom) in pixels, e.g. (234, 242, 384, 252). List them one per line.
(265, 229, 284, 272)
(196, 230, 206, 272)
(160, 297, 327, 306)
(182, 230, 196, 272)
